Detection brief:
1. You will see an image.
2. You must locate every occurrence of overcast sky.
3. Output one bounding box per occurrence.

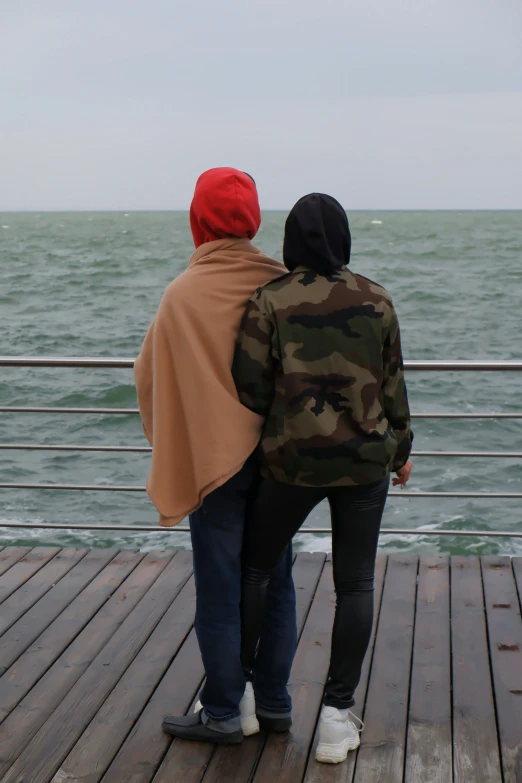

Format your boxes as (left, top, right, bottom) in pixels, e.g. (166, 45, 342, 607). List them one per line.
(1, 0, 521, 210)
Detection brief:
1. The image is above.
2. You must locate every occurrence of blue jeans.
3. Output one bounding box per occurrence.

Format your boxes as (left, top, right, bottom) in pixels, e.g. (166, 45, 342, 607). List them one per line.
(189, 456, 297, 724)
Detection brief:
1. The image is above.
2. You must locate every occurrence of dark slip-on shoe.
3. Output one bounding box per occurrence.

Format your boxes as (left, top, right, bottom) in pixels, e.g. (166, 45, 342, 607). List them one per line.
(162, 710, 243, 745)
(257, 713, 292, 733)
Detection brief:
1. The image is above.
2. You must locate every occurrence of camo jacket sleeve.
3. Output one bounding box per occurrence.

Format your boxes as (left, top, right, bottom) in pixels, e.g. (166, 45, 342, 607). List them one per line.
(232, 292, 275, 418)
(382, 306, 413, 471)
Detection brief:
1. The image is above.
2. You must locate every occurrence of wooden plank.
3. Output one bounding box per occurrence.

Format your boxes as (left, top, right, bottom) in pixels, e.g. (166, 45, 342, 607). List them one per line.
(156, 557, 332, 783)
(137, 692, 211, 783)
(514, 557, 522, 610)
(303, 554, 388, 783)
(201, 552, 328, 783)
(0, 547, 118, 676)
(451, 556, 502, 783)
(0, 549, 143, 720)
(482, 556, 522, 782)
(243, 560, 336, 783)
(0, 548, 86, 637)
(0, 546, 61, 606)
(52, 574, 198, 783)
(352, 554, 418, 783)
(102, 553, 326, 783)
(405, 555, 452, 783)
(0, 546, 32, 577)
(0, 549, 175, 779)
(101, 629, 204, 783)
(154, 555, 333, 783)
(293, 553, 328, 631)
(1, 551, 193, 783)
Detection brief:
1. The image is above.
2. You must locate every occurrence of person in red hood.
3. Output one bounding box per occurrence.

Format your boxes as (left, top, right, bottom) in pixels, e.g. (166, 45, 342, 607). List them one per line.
(189, 168, 261, 247)
(135, 168, 297, 745)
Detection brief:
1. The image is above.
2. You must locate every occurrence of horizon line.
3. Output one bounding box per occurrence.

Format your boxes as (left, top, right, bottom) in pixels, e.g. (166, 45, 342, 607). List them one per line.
(2, 208, 522, 214)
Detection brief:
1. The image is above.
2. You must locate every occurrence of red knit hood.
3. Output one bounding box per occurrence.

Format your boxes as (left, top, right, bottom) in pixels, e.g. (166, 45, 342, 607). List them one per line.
(189, 168, 262, 248)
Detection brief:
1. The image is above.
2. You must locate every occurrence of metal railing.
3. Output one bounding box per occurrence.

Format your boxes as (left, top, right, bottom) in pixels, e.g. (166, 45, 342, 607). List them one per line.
(1, 356, 522, 538)
(1, 444, 522, 459)
(2, 407, 522, 419)
(0, 481, 520, 498)
(2, 357, 522, 370)
(0, 520, 520, 538)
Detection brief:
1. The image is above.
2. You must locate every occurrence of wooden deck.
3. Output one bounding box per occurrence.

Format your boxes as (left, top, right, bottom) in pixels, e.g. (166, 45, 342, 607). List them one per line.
(0, 547, 521, 783)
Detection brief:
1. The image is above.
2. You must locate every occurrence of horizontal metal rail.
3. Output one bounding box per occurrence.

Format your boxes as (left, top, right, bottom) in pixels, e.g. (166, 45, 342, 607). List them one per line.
(413, 451, 522, 458)
(1, 407, 522, 419)
(2, 357, 522, 371)
(0, 520, 520, 538)
(0, 482, 521, 498)
(0, 407, 140, 415)
(0, 483, 146, 491)
(0, 444, 151, 453)
(410, 413, 522, 419)
(0, 357, 136, 368)
(1, 444, 522, 459)
(2, 407, 522, 420)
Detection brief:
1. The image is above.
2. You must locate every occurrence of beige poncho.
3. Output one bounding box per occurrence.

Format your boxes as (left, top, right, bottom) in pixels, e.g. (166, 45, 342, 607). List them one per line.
(134, 238, 284, 526)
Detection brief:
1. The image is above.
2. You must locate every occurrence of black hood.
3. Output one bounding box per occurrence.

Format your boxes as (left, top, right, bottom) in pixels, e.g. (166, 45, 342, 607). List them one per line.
(283, 193, 351, 275)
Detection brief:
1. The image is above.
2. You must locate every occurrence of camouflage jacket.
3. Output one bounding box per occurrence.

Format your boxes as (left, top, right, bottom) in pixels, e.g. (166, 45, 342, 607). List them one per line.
(232, 266, 413, 487)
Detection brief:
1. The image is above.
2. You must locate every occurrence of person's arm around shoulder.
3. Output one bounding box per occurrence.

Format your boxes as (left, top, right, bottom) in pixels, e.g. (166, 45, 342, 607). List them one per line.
(232, 291, 276, 418)
(382, 303, 413, 486)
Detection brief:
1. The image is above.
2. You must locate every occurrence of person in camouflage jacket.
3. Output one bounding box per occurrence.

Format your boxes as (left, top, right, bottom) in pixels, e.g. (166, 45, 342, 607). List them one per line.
(233, 193, 413, 764)
(232, 252, 412, 488)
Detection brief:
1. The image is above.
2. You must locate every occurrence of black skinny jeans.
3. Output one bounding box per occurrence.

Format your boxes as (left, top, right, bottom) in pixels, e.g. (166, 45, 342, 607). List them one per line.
(241, 475, 389, 710)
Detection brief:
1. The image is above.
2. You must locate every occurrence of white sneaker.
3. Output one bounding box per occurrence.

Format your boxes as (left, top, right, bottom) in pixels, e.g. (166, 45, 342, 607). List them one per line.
(239, 682, 260, 736)
(194, 682, 260, 736)
(315, 706, 363, 764)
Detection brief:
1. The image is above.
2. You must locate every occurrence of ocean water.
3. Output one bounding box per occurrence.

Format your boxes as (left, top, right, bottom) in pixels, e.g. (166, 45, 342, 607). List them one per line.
(1, 211, 521, 556)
